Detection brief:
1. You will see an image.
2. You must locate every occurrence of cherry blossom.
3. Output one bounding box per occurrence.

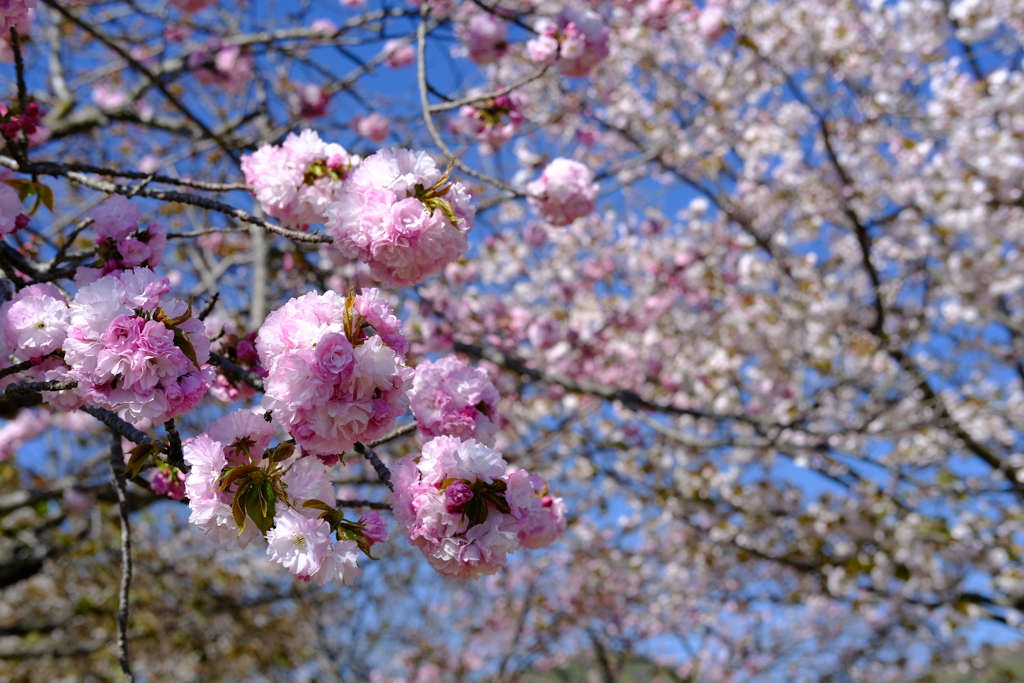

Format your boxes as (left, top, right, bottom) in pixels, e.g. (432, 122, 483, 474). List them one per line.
(325, 148, 474, 287)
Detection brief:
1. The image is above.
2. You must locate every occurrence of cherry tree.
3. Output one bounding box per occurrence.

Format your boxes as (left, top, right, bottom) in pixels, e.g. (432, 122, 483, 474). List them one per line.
(0, 0, 1023, 680)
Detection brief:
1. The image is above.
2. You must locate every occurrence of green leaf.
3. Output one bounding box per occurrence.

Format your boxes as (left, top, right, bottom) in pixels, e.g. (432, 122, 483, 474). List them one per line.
(261, 480, 276, 517)
(302, 499, 336, 512)
(125, 443, 158, 480)
(217, 464, 260, 492)
(36, 183, 53, 212)
(231, 485, 249, 535)
(464, 497, 488, 529)
(245, 485, 275, 534)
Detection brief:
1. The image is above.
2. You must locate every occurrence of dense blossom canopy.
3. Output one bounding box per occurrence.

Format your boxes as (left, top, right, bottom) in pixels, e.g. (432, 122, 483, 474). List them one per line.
(0, 0, 1022, 680)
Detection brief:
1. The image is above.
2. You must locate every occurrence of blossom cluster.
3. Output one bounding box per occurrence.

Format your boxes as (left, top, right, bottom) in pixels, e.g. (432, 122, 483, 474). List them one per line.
(351, 113, 391, 142)
(409, 355, 500, 447)
(0, 101, 42, 140)
(392, 436, 564, 579)
(527, 157, 599, 226)
(455, 94, 524, 153)
(457, 10, 508, 65)
(526, 7, 610, 77)
(326, 148, 474, 287)
(76, 195, 167, 282)
(184, 409, 383, 585)
(256, 289, 412, 460)
(241, 129, 359, 228)
(188, 41, 253, 93)
(0, 0, 32, 37)
(0, 180, 26, 237)
(63, 268, 214, 425)
(1, 282, 69, 362)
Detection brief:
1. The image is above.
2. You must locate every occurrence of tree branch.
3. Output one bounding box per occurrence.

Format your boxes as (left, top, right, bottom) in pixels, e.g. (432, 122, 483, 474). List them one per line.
(107, 432, 136, 683)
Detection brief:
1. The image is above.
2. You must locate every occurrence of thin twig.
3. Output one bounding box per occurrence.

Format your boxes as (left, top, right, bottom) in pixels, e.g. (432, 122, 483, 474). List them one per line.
(336, 499, 391, 510)
(197, 291, 219, 321)
(428, 68, 549, 112)
(107, 432, 136, 683)
(415, 6, 527, 199)
(9, 27, 28, 162)
(51, 217, 94, 268)
(365, 421, 417, 448)
(207, 352, 265, 392)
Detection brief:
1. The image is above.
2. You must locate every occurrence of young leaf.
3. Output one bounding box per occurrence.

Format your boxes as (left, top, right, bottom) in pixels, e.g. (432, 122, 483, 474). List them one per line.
(231, 484, 249, 535)
(465, 497, 488, 529)
(217, 464, 260, 492)
(269, 442, 295, 463)
(245, 485, 275, 534)
(124, 443, 158, 480)
(36, 183, 54, 212)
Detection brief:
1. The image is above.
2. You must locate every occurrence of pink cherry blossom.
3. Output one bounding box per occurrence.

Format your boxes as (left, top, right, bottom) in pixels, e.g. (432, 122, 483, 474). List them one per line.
(351, 112, 391, 142)
(1, 283, 69, 360)
(313, 539, 361, 586)
(325, 148, 474, 287)
(151, 465, 187, 500)
(256, 289, 412, 458)
(409, 356, 500, 447)
(92, 85, 128, 109)
(267, 508, 332, 580)
(459, 12, 508, 65)
(516, 475, 566, 549)
(526, 158, 598, 226)
(392, 436, 541, 579)
(189, 42, 253, 93)
(0, 0, 34, 37)
(63, 268, 213, 425)
(0, 408, 50, 461)
(358, 510, 388, 545)
(526, 7, 610, 77)
(297, 83, 330, 119)
(381, 39, 414, 68)
(454, 94, 523, 153)
(241, 129, 359, 228)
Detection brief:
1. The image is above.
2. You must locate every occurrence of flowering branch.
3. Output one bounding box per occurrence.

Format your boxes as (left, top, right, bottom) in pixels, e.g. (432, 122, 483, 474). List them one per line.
(0, 155, 331, 244)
